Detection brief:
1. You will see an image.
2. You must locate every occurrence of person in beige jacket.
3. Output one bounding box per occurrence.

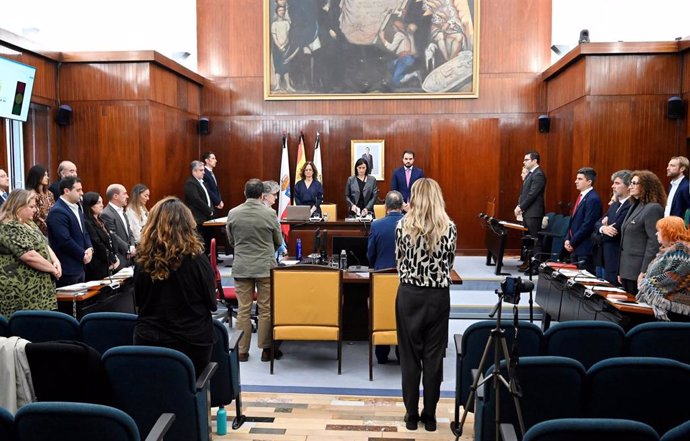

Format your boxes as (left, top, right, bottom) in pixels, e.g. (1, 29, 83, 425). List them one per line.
(226, 179, 283, 362)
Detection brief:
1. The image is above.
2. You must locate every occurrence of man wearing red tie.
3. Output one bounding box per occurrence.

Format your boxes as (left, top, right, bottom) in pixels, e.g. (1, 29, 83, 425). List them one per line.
(564, 167, 602, 273)
(391, 150, 425, 212)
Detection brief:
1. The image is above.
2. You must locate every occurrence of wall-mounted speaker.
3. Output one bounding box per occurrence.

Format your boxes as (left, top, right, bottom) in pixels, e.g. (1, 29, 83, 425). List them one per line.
(198, 117, 210, 135)
(667, 96, 684, 120)
(56, 104, 72, 126)
(538, 115, 550, 133)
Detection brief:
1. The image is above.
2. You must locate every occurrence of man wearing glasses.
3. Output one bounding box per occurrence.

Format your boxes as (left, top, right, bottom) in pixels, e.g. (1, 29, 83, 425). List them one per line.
(514, 151, 546, 273)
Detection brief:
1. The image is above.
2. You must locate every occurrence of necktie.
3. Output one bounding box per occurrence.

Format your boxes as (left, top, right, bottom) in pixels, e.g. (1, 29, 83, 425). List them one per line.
(405, 168, 411, 187)
(572, 194, 582, 215)
(1, 193, 6, 201)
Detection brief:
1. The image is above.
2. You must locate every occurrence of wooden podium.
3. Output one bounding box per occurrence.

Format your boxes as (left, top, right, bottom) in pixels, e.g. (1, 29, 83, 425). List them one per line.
(480, 213, 527, 275)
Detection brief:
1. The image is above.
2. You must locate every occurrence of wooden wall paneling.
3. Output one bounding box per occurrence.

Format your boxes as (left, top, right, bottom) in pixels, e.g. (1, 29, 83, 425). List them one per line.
(58, 63, 150, 102)
(546, 59, 586, 111)
(149, 64, 202, 114)
(587, 54, 681, 96)
(147, 103, 200, 202)
(0, 48, 58, 103)
(58, 102, 147, 196)
(543, 102, 576, 214)
(23, 103, 56, 173)
(431, 118, 500, 251)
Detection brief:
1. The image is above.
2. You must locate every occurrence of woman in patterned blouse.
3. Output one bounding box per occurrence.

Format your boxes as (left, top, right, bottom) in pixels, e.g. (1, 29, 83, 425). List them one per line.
(126, 183, 150, 245)
(395, 178, 457, 432)
(25, 165, 55, 236)
(636, 216, 690, 321)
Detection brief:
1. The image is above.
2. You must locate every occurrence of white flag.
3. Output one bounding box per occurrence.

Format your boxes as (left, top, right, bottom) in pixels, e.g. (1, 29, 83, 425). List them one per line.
(278, 134, 291, 231)
(313, 132, 323, 185)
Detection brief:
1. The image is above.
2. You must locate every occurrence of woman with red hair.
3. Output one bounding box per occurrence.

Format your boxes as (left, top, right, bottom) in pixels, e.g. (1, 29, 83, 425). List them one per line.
(636, 216, 690, 321)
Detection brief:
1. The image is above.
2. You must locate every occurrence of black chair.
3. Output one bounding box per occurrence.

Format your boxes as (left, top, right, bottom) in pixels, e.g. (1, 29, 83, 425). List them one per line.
(0, 406, 13, 441)
(103, 346, 217, 441)
(0, 314, 8, 337)
(453, 320, 542, 424)
(662, 420, 690, 441)
(14, 401, 174, 441)
(9, 310, 80, 343)
(501, 418, 660, 441)
(25, 340, 112, 405)
(626, 322, 690, 364)
(543, 321, 625, 369)
(209, 320, 246, 429)
(586, 357, 690, 436)
(474, 356, 586, 441)
(80, 312, 137, 354)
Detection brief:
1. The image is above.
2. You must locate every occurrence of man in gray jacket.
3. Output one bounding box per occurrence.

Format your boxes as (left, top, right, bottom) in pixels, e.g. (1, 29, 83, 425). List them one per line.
(226, 179, 283, 362)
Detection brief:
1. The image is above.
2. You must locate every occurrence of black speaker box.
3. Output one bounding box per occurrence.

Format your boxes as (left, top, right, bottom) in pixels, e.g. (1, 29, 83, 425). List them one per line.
(198, 117, 210, 135)
(538, 115, 550, 133)
(668, 97, 684, 120)
(56, 105, 72, 126)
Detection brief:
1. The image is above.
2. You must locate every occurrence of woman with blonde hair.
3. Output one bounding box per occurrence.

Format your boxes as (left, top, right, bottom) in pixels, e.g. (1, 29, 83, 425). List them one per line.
(395, 178, 457, 432)
(134, 196, 217, 377)
(636, 216, 690, 321)
(0, 189, 61, 317)
(126, 183, 150, 244)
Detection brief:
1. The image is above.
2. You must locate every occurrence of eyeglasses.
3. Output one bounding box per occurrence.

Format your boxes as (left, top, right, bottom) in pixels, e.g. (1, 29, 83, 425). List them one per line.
(629, 181, 640, 186)
(523, 158, 532, 162)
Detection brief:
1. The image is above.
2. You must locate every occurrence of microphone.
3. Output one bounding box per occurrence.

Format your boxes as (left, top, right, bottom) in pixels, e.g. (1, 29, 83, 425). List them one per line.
(348, 250, 361, 266)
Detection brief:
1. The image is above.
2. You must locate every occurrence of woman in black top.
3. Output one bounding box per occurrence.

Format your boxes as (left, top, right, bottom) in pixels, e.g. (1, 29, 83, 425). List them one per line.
(134, 196, 217, 377)
(395, 178, 457, 432)
(83, 192, 120, 281)
(344, 158, 379, 217)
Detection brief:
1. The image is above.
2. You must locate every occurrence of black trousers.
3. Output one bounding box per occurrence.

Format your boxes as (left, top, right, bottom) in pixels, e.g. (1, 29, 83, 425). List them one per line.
(620, 278, 638, 295)
(134, 331, 212, 379)
(395, 284, 450, 418)
(523, 217, 543, 261)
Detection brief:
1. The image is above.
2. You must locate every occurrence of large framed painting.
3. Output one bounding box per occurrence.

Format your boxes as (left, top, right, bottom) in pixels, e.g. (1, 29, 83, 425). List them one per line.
(264, 0, 480, 100)
(351, 139, 384, 180)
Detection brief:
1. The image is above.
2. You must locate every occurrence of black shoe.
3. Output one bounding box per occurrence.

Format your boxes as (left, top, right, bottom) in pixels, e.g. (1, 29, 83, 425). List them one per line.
(376, 357, 389, 365)
(420, 413, 436, 432)
(404, 412, 419, 430)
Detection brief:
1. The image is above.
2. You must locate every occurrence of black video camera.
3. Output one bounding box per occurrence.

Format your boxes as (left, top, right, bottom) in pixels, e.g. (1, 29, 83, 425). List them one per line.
(497, 276, 534, 304)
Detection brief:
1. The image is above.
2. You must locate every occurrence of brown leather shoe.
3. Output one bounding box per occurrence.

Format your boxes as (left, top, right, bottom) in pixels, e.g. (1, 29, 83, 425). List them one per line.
(238, 353, 249, 362)
(518, 261, 530, 272)
(261, 348, 283, 362)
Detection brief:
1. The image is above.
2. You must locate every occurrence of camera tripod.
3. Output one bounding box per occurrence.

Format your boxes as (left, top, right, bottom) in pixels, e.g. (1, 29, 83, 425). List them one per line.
(452, 295, 526, 441)
(521, 235, 538, 323)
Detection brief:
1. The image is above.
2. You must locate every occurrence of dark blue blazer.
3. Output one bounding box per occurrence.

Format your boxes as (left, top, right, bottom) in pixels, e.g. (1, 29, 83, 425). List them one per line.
(47, 198, 93, 278)
(391, 167, 424, 203)
(367, 211, 404, 270)
(294, 179, 323, 215)
(567, 189, 602, 257)
(669, 176, 690, 218)
(594, 198, 631, 284)
(203, 167, 222, 207)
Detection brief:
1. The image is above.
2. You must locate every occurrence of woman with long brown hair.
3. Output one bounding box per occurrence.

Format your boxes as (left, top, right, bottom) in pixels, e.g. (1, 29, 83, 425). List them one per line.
(134, 196, 217, 376)
(25, 165, 54, 236)
(395, 178, 457, 432)
(619, 170, 666, 294)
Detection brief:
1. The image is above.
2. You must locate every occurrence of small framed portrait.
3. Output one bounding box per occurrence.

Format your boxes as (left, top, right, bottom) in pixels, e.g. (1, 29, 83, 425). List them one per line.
(351, 139, 385, 180)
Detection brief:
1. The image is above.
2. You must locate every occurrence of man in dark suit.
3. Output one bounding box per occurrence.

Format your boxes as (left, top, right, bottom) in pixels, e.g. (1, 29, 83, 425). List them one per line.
(101, 184, 136, 268)
(0, 169, 9, 206)
(47, 176, 93, 287)
(367, 190, 404, 364)
(593, 170, 632, 285)
(202, 151, 224, 211)
(664, 156, 690, 218)
(391, 150, 425, 211)
(48, 160, 77, 201)
(361, 146, 374, 173)
(185, 160, 214, 252)
(514, 151, 546, 271)
(564, 167, 603, 273)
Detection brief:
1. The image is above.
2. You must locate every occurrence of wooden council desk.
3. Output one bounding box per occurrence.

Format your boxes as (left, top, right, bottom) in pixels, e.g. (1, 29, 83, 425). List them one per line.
(56, 276, 136, 320)
(281, 219, 372, 257)
(535, 263, 654, 331)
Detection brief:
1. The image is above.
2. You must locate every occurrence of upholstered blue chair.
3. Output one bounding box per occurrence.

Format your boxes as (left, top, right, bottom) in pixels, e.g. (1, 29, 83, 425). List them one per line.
(500, 418, 660, 441)
(661, 420, 690, 441)
(543, 321, 625, 369)
(0, 314, 8, 337)
(14, 401, 174, 441)
(587, 357, 690, 436)
(209, 320, 245, 429)
(474, 356, 586, 441)
(9, 310, 80, 343)
(103, 346, 217, 441)
(453, 320, 542, 429)
(626, 322, 690, 364)
(80, 312, 137, 354)
(0, 406, 13, 441)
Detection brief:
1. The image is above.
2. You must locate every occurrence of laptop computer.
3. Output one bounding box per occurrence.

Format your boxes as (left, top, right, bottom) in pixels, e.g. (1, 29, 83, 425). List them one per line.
(285, 205, 312, 221)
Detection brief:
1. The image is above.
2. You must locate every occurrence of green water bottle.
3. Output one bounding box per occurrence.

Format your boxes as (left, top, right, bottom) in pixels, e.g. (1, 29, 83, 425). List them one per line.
(217, 406, 227, 435)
